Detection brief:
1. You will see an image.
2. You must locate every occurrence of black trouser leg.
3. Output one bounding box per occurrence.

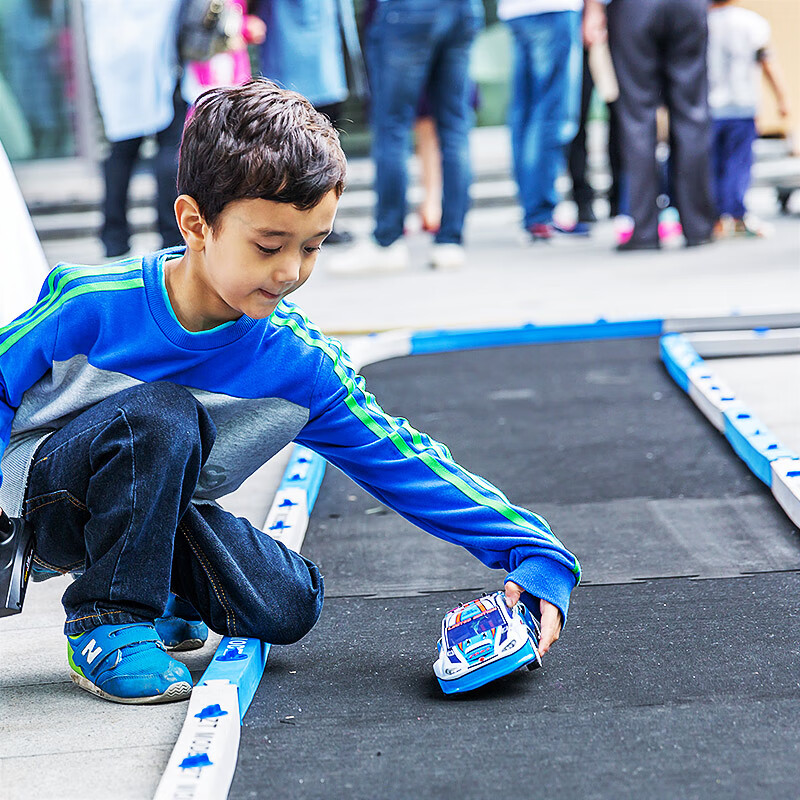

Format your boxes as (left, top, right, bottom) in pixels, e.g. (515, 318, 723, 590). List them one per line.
(154, 89, 187, 249)
(101, 136, 142, 257)
(662, 0, 715, 243)
(607, 0, 661, 245)
(568, 49, 595, 219)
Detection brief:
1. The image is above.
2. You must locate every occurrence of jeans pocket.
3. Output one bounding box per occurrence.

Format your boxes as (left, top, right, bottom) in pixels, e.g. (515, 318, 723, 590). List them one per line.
(25, 489, 89, 572)
(26, 488, 87, 516)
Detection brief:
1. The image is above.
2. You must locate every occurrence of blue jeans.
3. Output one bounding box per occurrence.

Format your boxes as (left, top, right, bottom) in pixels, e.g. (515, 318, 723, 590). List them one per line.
(507, 11, 582, 227)
(366, 0, 485, 246)
(711, 117, 756, 219)
(24, 382, 323, 639)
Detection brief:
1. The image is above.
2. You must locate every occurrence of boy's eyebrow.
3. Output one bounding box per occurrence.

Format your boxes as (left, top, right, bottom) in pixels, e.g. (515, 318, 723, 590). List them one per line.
(253, 227, 332, 238)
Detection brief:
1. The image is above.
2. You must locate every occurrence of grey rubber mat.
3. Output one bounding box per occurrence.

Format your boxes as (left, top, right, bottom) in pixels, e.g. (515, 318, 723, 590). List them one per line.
(231, 576, 800, 800)
(305, 339, 799, 594)
(232, 338, 800, 799)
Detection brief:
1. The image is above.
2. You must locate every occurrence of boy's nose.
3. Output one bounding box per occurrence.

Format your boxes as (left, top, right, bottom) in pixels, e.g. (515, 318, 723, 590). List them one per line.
(274, 257, 302, 283)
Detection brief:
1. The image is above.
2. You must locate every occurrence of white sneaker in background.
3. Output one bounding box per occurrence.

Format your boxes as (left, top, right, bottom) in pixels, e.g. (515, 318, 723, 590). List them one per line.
(737, 214, 774, 238)
(429, 243, 465, 270)
(326, 238, 409, 275)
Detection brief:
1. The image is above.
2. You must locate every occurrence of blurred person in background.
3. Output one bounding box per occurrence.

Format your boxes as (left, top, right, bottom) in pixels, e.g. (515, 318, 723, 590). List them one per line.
(255, 0, 365, 245)
(500, 0, 584, 242)
(83, 0, 184, 258)
(708, 0, 791, 238)
(332, 0, 485, 273)
(567, 45, 622, 230)
(415, 100, 444, 236)
(0, 0, 70, 159)
(414, 81, 481, 236)
(181, 1, 266, 106)
(584, 0, 716, 250)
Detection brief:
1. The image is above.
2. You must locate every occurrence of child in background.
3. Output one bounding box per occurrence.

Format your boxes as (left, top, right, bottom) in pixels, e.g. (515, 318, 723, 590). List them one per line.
(181, 0, 266, 106)
(708, 0, 791, 238)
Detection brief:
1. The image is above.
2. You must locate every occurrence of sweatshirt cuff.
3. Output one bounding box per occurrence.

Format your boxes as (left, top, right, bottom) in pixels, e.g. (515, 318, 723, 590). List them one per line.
(505, 557, 578, 626)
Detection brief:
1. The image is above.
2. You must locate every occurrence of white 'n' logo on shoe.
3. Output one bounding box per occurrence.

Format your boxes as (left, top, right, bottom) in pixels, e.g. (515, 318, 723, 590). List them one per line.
(81, 639, 102, 664)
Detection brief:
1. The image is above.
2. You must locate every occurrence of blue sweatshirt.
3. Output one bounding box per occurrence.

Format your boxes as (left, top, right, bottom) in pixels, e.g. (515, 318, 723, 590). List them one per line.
(0, 249, 580, 620)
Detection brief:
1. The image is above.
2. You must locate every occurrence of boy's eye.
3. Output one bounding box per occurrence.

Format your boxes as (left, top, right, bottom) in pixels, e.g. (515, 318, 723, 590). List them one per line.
(256, 244, 281, 255)
(304, 246, 322, 254)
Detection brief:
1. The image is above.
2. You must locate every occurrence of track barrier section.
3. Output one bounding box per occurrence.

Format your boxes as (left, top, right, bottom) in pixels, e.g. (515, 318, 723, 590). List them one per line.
(660, 330, 800, 529)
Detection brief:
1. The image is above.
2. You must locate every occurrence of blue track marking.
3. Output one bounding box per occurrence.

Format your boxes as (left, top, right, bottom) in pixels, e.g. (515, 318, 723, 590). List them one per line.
(411, 319, 664, 355)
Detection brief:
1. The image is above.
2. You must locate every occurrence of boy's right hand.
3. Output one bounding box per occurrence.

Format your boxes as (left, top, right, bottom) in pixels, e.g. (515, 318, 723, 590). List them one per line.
(504, 580, 562, 655)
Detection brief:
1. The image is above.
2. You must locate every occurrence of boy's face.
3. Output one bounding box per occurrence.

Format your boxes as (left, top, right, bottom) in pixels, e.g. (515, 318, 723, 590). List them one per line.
(192, 191, 338, 326)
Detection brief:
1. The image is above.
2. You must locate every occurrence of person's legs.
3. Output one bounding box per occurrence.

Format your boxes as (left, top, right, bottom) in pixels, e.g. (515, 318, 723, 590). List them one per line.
(24, 382, 216, 634)
(508, 12, 580, 229)
(25, 380, 323, 644)
(171, 502, 323, 644)
(415, 115, 443, 232)
(661, 0, 715, 244)
(507, 21, 535, 224)
(607, 100, 624, 217)
(101, 136, 142, 258)
(427, 0, 483, 245)
(724, 117, 757, 220)
(710, 118, 729, 217)
(366, 1, 435, 247)
(568, 48, 596, 221)
(153, 89, 187, 249)
(607, 0, 662, 246)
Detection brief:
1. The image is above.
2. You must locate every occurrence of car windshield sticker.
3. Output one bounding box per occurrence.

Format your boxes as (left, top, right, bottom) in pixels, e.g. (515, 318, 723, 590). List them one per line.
(447, 608, 504, 646)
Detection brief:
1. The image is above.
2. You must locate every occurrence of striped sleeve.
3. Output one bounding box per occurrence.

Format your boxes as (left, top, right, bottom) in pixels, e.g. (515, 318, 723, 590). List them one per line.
(0, 262, 144, 488)
(275, 304, 581, 622)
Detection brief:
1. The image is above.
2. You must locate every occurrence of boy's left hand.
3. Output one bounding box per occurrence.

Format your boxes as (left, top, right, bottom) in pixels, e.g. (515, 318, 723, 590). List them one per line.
(504, 580, 562, 655)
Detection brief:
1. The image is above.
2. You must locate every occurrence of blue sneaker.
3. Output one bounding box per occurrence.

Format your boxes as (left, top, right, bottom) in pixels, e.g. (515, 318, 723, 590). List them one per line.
(154, 616, 209, 651)
(552, 221, 592, 236)
(67, 623, 193, 704)
(155, 593, 208, 651)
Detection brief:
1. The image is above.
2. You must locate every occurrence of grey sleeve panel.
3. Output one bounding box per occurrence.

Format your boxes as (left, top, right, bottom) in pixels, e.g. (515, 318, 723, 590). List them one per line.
(189, 388, 308, 500)
(1, 354, 309, 515)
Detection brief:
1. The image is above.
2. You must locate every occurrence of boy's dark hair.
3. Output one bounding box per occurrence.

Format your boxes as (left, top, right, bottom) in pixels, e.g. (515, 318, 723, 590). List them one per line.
(178, 79, 347, 230)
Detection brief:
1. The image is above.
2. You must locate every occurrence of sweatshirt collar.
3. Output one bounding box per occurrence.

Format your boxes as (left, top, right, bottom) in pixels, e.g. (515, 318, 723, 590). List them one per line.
(143, 248, 259, 350)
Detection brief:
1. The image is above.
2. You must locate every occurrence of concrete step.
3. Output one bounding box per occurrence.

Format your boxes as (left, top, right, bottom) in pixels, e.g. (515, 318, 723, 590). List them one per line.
(29, 176, 525, 241)
(17, 125, 800, 242)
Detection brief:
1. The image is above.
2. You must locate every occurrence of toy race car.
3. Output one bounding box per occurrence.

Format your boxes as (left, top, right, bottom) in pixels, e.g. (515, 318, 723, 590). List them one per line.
(434, 590, 542, 695)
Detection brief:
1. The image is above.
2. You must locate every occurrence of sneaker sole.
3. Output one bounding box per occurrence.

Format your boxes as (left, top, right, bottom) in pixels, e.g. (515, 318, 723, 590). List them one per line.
(70, 671, 193, 705)
(164, 638, 206, 652)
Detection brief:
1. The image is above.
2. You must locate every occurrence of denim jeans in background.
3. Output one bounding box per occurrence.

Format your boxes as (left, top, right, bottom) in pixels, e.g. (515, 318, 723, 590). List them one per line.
(366, 0, 485, 246)
(711, 117, 757, 219)
(507, 11, 582, 227)
(24, 382, 323, 640)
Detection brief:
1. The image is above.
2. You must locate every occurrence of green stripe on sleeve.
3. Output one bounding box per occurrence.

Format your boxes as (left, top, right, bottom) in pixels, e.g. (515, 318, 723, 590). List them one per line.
(0, 262, 141, 339)
(0, 278, 144, 358)
(274, 309, 578, 575)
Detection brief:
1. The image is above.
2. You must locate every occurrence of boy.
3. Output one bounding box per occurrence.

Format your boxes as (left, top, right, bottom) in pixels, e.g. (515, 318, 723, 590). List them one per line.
(708, 0, 791, 237)
(0, 80, 580, 704)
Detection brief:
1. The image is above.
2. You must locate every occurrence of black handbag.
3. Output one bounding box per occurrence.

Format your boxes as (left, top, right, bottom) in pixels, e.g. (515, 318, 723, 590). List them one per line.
(177, 0, 242, 63)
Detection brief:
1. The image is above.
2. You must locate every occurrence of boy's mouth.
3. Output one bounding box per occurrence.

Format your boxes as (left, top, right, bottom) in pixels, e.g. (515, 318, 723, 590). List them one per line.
(258, 289, 282, 301)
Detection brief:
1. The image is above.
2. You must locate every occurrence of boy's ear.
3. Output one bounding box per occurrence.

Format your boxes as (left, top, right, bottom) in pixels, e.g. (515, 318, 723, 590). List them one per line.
(174, 195, 209, 251)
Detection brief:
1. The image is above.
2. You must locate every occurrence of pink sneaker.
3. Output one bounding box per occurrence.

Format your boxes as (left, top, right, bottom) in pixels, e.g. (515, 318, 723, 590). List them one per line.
(658, 208, 683, 244)
(614, 215, 634, 246)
